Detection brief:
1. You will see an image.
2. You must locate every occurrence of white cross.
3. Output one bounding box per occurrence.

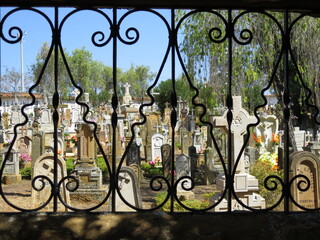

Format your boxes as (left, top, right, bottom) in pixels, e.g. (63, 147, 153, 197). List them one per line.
(124, 83, 131, 96)
(212, 96, 257, 173)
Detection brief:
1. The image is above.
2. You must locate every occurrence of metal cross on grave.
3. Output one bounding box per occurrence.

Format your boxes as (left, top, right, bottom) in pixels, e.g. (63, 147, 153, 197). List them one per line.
(212, 96, 256, 174)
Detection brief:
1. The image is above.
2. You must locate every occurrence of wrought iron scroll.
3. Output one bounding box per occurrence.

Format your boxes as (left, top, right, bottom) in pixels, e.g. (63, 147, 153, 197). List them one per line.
(0, 7, 319, 212)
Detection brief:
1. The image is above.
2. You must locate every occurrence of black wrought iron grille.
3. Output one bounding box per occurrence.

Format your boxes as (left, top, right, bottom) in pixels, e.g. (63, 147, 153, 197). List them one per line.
(0, 7, 320, 213)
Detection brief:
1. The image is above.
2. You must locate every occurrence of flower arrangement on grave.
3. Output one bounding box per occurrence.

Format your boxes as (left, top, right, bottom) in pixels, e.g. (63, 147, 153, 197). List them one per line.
(58, 149, 62, 156)
(19, 153, 31, 163)
(251, 132, 262, 147)
(64, 132, 71, 142)
(120, 136, 125, 143)
(198, 148, 205, 154)
(71, 135, 78, 144)
(19, 153, 31, 168)
(272, 133, 280, 146)
(149, 156, 161, 167)
(3, 139, 11, 147)
(258, 152, 278, 171)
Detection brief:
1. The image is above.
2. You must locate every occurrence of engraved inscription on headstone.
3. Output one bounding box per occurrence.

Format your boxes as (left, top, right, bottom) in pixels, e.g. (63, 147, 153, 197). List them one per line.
(290, 151, 320, 211)
(113, 166, 142, 212)
(31, 154, 70, 211)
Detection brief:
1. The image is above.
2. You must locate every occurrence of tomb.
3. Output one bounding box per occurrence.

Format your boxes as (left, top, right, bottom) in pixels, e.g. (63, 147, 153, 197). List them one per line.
(210, 96, 265, 211)
(289, 151, 320, 211)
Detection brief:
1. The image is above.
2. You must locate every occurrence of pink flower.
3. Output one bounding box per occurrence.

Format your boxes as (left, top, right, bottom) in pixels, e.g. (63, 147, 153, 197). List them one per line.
(19, 153, 31, 162)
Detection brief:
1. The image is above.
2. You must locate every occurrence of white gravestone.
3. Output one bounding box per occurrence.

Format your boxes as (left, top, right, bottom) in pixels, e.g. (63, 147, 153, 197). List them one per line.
(211, 96, 265, 211)
(113, 166, 142, 212)
(31, 154, 70, 211)
(193, 130, 202, 153)
(212, 96, 256, 174)
(122, 83, 132, 105)
(293, 127, 306, 151)
(256, 114, 279, 153)
(151, 133, 164, 164)
(176, 154, 195, 200)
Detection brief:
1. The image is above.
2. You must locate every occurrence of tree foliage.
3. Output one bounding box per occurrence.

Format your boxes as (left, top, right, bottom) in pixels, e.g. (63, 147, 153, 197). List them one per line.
(1, 67, 32, 92)
(29, 42, 154, 106)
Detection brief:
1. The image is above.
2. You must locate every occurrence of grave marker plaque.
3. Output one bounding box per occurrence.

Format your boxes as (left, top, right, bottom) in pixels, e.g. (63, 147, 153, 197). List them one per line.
(126, 142, 141, 166)
(113, 166, 142, 212)
(290, 151, 320, 211)
(31, 154, 70, 211)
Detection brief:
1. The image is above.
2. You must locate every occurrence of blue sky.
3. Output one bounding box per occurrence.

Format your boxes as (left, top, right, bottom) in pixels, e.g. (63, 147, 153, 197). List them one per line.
(0, 7, 181, 84)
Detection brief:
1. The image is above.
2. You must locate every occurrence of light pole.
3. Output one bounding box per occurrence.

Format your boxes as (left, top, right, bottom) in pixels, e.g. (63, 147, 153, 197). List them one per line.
(19, 31, 26, 92)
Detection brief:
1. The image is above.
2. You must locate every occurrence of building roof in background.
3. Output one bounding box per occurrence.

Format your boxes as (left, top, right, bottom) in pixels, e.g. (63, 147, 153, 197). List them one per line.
(0, 92, 43, 99)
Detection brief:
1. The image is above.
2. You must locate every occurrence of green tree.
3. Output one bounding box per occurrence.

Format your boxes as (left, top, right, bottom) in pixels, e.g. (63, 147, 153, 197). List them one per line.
(155, 75, 195, 113)
(176, 10, 267, 113)
(118, 65, 155, 99)
(30, 42, 70, 97)
(68, 47, 93, 92)
(1, 67, 31, 92)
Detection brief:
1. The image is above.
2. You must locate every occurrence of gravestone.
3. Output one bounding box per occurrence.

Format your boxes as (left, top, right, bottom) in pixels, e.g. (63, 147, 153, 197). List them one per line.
(129, 163, 142, 185)
(31, 122, 45, 171)
(304, 141, 320, 158)
(289, 151, 320, 211)
(2, 112, 9, 129)
(181, 129, 192, 154)
(122, 83, 132, 105)
(72, 107, 81, 123)
(1, 148, 21, 184)
(17, 136, 32, 155)
(146, 113, 161, 159)
(11, 105, 24, 126)
(293, 127, 306, 151)
(151, 133, 164, 165)
(210, 96, 265, 211)
(161, 144, 171, 180)
(176, 154, 194, 200)
(71, 124, 105, 201)
(65, 108, 71, 123)
(204, 147, 221, 185)
(193, 130, 202, 153)
(126, 142, 141, 166)
(113, 166, 142, 212)
(188, 146, 197, 179)
(31, 153, 70, 211)
(244, 146, 257, 173)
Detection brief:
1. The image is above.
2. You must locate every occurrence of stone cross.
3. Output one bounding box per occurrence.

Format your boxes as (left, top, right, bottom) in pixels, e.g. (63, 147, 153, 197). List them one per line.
(212, 96, 256, 174)
(124, 83, 131, 96)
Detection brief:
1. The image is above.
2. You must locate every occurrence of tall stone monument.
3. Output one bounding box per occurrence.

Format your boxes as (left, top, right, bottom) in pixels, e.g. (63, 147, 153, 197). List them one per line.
(71, 124, 105, 201)
(210, 96, 265, 211)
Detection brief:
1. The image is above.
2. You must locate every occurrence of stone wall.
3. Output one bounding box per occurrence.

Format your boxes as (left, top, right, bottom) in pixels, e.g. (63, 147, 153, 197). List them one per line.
(0, 212, 320, 240)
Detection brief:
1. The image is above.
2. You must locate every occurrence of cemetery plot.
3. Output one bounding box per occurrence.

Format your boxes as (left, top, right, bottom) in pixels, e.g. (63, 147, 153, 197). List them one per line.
(0, 81, 319, 212)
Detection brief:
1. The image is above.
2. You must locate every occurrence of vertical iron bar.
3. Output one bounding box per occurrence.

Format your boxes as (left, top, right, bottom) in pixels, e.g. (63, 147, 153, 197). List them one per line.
(0, 7, 2, 124)
(227, 9, 233, 213)
(283, 10, 290, 213)
(111, 7, 118, 213)
(170, 8, 176, 214)
(53, 6, 59, 212)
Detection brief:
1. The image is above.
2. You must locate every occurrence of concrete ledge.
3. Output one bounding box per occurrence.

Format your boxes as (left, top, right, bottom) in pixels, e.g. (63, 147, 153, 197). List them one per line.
(0, 212, 320, 240)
